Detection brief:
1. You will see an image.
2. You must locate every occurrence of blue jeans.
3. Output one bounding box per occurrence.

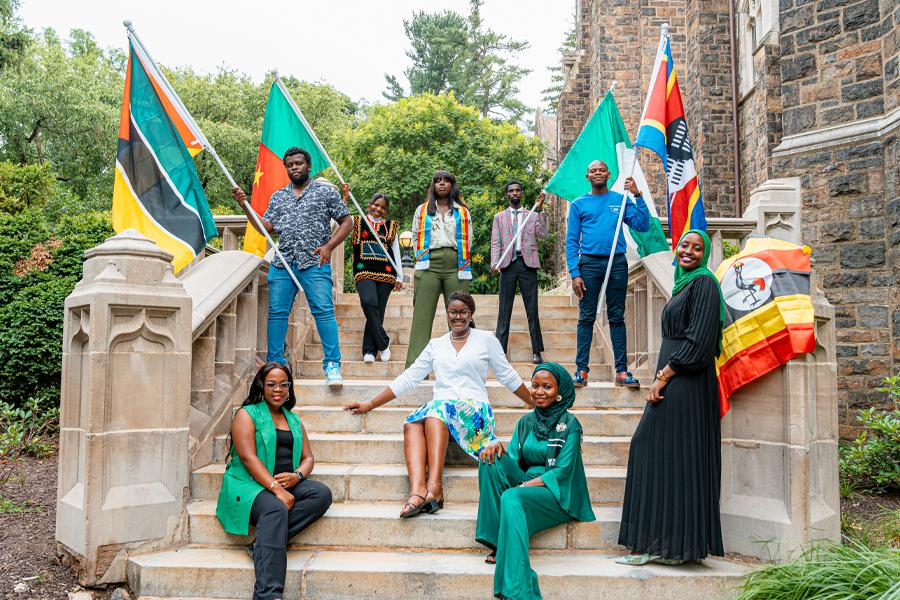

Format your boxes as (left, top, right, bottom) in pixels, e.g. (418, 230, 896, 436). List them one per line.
(576, 254, 628, 373)
(267, 263, 340, 369)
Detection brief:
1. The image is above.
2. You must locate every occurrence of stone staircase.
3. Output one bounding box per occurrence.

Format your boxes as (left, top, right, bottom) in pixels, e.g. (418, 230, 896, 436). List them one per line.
(127, 294, 750, 599)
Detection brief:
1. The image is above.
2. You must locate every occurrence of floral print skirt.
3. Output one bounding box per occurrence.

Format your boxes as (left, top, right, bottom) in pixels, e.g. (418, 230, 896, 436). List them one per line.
(405, 398, 496, 459)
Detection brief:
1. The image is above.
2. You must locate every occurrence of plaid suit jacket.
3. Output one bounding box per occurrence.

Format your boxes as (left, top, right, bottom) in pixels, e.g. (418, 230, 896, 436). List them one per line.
(490, 207, 548, 270)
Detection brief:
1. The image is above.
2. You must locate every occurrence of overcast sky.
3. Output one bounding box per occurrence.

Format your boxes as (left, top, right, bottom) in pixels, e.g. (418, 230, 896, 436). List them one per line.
(20, 0, 574, 112)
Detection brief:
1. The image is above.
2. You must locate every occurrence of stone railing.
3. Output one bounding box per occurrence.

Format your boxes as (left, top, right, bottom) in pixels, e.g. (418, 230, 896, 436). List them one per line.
(55, 226, 319, 585)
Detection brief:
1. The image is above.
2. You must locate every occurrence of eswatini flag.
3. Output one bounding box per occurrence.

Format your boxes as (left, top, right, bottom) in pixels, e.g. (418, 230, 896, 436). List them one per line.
(243, 81, 330, 256)
(112, 41, 217, 272)
(715, 237, 816, 415)
(634, 34, 707, 250)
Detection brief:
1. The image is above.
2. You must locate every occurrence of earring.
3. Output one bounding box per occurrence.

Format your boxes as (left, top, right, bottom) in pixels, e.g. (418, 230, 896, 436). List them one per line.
(556, 395, 562, 402)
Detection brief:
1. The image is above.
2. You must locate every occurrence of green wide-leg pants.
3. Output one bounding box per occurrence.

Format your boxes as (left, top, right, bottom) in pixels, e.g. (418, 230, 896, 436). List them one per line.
(476, 455, 572, 600)
(406, 247, 470, 367)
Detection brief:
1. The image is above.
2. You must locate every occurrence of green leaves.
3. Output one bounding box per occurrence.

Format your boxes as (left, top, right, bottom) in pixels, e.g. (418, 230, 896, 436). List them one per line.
(839, 383, 900, 493)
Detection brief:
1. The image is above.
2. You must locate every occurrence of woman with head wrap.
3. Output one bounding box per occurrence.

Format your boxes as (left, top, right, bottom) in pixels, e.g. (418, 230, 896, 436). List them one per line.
(475, 362, 595, 600)
(616, 230, 726, 566)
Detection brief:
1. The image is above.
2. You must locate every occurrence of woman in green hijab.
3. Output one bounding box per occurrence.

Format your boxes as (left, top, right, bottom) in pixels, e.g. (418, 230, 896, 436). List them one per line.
(476, 361, 595, 600)
(616, 230, 726, 565)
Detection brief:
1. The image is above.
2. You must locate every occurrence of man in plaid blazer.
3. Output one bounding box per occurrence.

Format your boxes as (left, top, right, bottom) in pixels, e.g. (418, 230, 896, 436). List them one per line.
(490, 180, 547, 364)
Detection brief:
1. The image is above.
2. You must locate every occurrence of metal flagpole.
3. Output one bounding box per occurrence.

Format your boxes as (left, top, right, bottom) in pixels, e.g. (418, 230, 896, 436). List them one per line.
(594, 24, 669, 333)
(274, 78, 401, 275)
(123, 20, 303, 293)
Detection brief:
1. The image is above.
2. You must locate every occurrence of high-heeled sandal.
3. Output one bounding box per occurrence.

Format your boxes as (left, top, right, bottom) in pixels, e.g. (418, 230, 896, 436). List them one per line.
(423, 495, 444, 513)
(400, 494, 427, 519)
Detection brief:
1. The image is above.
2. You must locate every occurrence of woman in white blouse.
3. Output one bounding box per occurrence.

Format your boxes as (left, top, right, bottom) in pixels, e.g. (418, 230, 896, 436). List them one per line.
(345, 291, 533, 518)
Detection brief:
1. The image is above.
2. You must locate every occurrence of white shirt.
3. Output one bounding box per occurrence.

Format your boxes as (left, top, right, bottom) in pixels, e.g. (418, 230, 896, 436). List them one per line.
(430, 204, 458, 250)
(389, 328, 524, 402)
(510, 208, 523, 253)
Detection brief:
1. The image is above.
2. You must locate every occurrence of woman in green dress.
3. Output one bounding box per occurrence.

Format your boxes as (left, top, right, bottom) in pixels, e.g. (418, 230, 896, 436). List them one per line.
(476, 362, 595, 600)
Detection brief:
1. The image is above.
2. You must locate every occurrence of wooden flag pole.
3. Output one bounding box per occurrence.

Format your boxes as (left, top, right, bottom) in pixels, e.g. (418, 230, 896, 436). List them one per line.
(274, 78, 401, 275)
(123, 20, 303, 292)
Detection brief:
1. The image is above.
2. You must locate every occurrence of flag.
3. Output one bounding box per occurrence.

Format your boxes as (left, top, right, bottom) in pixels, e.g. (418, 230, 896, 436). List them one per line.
(634, 35, 707, 250)
(545, 90, 669, 257)
(715, 237, 816, 415)
(243, 81, 330, 256)
(112, 41, 217, 272)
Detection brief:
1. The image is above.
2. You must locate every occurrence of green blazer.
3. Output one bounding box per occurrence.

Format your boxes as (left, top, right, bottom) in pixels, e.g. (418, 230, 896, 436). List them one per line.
(215, 402, 304, 535)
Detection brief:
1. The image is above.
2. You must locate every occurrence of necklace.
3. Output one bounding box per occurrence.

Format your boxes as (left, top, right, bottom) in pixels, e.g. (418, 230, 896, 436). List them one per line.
(450, 328, 471, 341)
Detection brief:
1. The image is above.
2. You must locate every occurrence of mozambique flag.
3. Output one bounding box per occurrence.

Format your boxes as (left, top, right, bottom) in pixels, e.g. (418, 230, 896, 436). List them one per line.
(243, 81, 330, 256)
(634, 34, 707, 250)
(715, 237, 816, 415)
(112, 41, 217, 272)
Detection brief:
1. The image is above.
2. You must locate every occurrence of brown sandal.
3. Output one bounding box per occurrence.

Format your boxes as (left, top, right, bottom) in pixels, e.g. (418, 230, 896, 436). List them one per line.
(400, 494, 427, 519)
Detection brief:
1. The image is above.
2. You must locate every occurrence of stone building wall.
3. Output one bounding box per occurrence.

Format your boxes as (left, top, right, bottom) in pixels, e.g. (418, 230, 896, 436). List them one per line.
(546, 0, 899, 431)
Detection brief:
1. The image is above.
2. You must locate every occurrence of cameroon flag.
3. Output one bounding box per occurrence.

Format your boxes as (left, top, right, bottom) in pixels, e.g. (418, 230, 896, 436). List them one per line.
(112, 40, 217, 272)
(243, 81, 330, 256)
(715, 237, 816, 414)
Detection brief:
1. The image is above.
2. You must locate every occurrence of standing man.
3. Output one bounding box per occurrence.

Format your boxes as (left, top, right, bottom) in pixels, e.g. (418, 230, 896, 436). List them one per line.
(566, 160, 649, 388)
(233, 146, 352, 390)
(490, 180, 547, 364)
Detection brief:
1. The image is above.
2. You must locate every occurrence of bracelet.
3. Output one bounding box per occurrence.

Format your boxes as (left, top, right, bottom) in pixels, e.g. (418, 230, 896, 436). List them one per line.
(269, 480, 278, 490)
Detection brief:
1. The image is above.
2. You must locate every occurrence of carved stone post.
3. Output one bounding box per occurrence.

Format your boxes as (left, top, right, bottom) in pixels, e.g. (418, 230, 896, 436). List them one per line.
(744, 178, 803, 244)
(57, 230, 192, 585)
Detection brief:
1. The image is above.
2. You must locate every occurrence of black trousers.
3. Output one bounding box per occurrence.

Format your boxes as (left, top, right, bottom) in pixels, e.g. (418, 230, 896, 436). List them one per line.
(249, 479, 332, 600)
(495, 256, 544, 354)
(357, 279, 393, 355)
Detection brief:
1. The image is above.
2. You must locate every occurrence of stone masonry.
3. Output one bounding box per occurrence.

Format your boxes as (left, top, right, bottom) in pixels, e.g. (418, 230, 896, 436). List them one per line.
(541, 0, 899, 433)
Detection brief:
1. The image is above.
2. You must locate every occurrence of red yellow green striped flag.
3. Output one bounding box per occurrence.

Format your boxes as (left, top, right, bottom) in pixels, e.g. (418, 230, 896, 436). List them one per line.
(243, 82, 330, 256)
(715, 237, 816, 414)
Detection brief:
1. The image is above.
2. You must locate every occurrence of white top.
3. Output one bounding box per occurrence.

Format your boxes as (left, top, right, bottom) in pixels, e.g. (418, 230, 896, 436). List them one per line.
(389, 328, 524, 402)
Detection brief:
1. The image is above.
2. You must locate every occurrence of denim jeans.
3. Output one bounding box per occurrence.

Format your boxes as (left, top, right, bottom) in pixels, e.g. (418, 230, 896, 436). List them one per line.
(576, 253, 628, 373)
(267, 263, 340, 368)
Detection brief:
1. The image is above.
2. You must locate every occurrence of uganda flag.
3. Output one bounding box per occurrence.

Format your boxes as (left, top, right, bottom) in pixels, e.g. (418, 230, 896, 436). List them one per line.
(715, 237, 816, 414)
(112, 41, 217, 272)
(634, 33, 708, 250)
(243, 80, 330, 257)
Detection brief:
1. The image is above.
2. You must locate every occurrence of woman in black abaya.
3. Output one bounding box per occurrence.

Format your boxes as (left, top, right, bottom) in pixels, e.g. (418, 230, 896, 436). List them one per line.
(616, 229, 726, 565)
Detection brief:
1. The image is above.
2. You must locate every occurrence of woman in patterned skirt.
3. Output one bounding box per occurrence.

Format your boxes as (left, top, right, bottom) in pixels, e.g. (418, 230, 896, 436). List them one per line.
(345, 291, 534, 518)
(350, 192, 404, 363)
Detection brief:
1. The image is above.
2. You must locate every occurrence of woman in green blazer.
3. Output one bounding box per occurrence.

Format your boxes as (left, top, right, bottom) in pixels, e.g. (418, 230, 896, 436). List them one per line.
(476, 362, 595, 600)
(216, 363, 332, 600)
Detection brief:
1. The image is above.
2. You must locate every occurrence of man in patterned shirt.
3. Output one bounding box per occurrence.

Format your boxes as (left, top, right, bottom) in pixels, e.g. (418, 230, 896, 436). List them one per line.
(233, 146, 352, 389)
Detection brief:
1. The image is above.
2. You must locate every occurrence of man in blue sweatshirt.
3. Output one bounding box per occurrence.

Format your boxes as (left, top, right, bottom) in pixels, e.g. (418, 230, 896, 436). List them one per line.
(566, 160, 650, 388)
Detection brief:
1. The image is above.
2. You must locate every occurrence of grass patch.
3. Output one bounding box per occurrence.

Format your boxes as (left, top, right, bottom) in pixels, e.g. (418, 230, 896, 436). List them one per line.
(0, 496, 39, 513)
(736, 539, 900, 600)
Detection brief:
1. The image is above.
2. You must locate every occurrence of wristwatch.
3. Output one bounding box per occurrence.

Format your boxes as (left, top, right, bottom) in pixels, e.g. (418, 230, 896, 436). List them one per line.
(295, 469, 306, 482)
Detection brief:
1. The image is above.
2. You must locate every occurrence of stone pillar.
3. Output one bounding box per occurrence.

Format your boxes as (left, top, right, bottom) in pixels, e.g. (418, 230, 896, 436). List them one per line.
(57, 230, 192, 585)
(743, 178, 803, 244)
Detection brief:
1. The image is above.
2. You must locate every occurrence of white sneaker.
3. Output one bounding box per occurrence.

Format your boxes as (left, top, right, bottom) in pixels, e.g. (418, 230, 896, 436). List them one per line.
(379, 340, 391, 362)
(324, 362, 343, 391)
(363, 353, 376, 363)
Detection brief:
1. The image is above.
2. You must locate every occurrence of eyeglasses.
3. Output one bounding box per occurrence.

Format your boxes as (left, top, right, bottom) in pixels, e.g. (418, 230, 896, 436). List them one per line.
(265, 382, 291, 390)
(448, 309, 471, 318)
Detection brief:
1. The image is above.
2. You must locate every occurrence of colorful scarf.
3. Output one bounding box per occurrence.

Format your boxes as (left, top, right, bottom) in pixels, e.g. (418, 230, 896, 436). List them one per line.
(414, 202, 472, 280)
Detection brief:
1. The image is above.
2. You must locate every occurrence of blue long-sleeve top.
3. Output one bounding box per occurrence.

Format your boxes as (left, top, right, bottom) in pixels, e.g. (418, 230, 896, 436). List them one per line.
(566, 191, 650, 278)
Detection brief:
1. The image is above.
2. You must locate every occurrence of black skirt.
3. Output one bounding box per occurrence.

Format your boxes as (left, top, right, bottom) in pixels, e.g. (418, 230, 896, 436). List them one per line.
(617, 276, 725, 561)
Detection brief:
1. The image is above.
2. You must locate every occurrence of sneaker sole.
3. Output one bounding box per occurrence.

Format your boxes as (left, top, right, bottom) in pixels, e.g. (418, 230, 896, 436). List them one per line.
(328, 381, 343, 391)
(615, 382, 641, 389)
(573, 381, 587, 388)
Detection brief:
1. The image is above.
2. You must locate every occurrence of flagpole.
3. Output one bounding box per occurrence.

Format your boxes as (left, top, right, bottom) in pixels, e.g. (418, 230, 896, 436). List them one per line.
(122, 21, 303, 293)
(274, 78, 401, 275)
(593, 25, 669, 361)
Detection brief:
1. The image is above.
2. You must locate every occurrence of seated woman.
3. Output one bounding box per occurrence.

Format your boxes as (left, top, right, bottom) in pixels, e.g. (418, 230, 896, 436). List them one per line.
(217, 363, 333, 600)
(476, 362, 595, 600)
(345, 291, 533, 518)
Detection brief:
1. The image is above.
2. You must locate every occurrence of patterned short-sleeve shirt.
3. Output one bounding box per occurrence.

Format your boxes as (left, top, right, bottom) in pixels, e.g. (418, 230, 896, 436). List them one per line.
(263, 180, 350, 270)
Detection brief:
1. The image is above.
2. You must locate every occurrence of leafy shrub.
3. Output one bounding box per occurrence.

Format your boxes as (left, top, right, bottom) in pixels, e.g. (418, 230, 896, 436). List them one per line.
(0, 161, 56, 214)
(840, 406, 900, 492)
(736, 540, 900, 600)
(0, 393, 59, 485)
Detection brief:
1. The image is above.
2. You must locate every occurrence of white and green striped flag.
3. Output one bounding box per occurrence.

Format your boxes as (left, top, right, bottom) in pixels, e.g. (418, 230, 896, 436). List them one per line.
(546, 90, 669, 258)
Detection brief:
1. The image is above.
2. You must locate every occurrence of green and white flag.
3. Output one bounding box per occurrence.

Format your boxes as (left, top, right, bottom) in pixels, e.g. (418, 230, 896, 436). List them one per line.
(545, 90, 669, 257)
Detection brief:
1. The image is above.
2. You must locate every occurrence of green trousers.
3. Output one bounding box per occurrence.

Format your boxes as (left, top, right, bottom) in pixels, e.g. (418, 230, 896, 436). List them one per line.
(405, 247, 470, 367)
(476, 455, 572, 600)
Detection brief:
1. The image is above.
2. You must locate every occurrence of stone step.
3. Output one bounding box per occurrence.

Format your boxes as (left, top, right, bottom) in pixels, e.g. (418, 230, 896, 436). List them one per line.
(296, 406, 642, 437)
(333, 314, 573, 331)
(333, 302, 579, 319)
(293, 380, 648, 409)
(315, 328, 579, 349)
(307, 343, 582, 363)
(128, 547, 749, 600)
(336, 293, 577, 308)
(296, 360, 612, 380)
(187, 500, 623, 551)
(213, 433, 632, 467)
(191, 463, 627, 505)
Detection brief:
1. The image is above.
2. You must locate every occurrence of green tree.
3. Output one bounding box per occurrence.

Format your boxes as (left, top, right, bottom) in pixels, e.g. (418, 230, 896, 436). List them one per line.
(384, 0, 530, 123)
(0, 0, 29, 72)
(335, 93, 544, 293)
(540, 18, 576, 113)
